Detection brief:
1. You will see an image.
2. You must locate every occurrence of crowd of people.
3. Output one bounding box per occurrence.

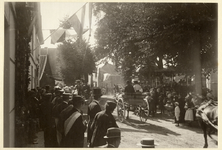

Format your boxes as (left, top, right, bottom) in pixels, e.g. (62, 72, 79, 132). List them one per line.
(123, 80, 216, 127)
(26, 79, 121, 148)
(26, 78, 216, 148)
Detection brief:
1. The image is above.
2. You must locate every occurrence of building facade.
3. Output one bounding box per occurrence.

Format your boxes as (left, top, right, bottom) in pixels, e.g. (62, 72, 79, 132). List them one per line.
(4, 2, 43, 147)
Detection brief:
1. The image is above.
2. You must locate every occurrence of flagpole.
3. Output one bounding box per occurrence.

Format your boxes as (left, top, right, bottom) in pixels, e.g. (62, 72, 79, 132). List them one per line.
(32, 2, 88, 52)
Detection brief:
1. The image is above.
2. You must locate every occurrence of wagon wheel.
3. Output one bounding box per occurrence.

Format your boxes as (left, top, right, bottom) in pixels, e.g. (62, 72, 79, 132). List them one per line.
(116, 98, 126, 122)
(138, 107, 147, 122)
(134, 106, 140, 116)
(139, 100, 150, 122)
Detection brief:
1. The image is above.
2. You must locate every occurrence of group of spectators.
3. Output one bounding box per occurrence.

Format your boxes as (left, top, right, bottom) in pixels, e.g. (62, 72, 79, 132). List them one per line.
(26, 79, 215, 147)
(123, 80, 216, 127)
(26, 79, 121, 148)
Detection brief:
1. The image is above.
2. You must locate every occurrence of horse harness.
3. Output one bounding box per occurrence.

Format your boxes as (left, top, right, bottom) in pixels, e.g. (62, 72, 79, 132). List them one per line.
(196, 99, 218, 130)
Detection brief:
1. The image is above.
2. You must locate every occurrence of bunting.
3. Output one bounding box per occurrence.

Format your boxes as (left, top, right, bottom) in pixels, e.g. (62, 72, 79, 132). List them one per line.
(50, 29, 66, 44)
(50, 29, 78, 44)
(68, 14, 82, 36)
(47, 3, 92, 44)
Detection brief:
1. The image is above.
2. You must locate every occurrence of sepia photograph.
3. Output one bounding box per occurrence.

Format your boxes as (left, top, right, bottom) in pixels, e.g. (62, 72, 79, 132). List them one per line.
(3, 1, 218, 148)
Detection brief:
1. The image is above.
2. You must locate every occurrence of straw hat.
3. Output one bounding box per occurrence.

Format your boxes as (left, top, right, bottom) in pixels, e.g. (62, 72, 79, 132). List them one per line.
(104, 127, 121, 139)
(137, 138, 158, 148)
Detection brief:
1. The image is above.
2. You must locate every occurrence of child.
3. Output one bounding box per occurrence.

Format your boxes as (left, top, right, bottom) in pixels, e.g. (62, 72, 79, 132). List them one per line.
(174, 102, 180, 126)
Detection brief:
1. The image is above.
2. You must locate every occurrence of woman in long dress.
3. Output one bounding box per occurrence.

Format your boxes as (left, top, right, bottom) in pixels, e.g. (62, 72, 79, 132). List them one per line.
(184, 98, 195, 126)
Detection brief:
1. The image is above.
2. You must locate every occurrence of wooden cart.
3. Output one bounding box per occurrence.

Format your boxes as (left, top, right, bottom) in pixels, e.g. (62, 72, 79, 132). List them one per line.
(116, 93, 149, 122)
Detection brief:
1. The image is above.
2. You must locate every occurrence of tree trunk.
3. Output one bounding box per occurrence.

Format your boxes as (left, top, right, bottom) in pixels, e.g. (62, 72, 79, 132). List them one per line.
(157, 56, 163, 69)
(84, 73, 88, 83)
(157, 56, 164, 84)
(190, 31, 202, 99)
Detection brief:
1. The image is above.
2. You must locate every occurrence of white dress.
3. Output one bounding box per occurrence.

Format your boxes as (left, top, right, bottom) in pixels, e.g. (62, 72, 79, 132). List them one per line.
(184, 108, 194, 121)
(174, 106, 180, 121)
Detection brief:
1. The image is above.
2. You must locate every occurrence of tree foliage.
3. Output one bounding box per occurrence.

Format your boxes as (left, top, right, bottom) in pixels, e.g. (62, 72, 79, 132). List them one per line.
(57, 39, 96, 85)
(93, 3, 217, 81)
(14, 2, 32, 146)
(59, 15, 72, 29)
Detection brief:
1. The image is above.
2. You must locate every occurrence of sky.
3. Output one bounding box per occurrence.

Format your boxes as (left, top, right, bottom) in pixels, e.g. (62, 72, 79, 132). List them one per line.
(40, 2, 97, 48)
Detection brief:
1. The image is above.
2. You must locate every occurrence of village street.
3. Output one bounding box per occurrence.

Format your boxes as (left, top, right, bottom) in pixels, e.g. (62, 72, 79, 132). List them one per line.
(116, 111, 218, 148)
(29, 96, 217, 148)
(4, 2, 218, 148)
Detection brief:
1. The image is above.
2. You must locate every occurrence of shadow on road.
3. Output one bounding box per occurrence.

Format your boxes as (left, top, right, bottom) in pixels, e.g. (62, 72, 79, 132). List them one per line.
(120, 127, 149, 133)
(114, 109, 205, 136)
(176, 123, 203, 134)
(121, 118, 181, 136)
(147, 112, 175, 122)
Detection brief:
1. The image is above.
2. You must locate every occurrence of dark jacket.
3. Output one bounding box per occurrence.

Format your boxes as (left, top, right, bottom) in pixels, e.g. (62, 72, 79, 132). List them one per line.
(124, 84, 135, 93)
(90, 110, 118, 147)
(57, 105, 75, 136)
(59, 108, 86, 147)
(87, 100, 102, 142)
(88, 100, 102, 120)
(41, 93, 58, 147)
(52, 101, 69, 118)
(40, 93, 53, 128)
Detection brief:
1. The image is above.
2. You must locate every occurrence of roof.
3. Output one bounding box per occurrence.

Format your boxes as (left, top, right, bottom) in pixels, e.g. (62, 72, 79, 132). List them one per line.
(99, 63, 119, 76)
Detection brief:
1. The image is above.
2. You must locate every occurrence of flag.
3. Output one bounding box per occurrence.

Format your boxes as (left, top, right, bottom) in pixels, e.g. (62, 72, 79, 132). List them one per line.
(80, 4, 86, 39)
(65, 30, 78, 41)
(57, 31, 66, 43)
(68, 3, 87, 39)
(68, 14, 82, 36)
(50, 29, 66, 44)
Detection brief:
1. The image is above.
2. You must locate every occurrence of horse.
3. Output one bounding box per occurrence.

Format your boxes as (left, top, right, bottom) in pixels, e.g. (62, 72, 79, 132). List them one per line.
(186, 94, 218, 148)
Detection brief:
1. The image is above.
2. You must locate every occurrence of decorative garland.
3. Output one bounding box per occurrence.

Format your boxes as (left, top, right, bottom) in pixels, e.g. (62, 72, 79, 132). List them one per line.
(14, 3, 32, 147)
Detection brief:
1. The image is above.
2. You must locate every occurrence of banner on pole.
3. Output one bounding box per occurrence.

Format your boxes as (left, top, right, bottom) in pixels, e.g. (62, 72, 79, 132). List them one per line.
(68, 14, 82, 36)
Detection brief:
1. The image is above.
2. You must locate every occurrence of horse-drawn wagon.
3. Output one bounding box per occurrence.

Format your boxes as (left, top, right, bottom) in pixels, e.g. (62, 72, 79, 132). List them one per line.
(115, 93, 150, 122)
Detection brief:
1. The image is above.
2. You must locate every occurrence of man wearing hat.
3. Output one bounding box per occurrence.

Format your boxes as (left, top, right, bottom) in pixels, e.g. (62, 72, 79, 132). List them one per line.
(53, 92, 70, 118)
(99, 127, 121, 148)
(124, 80, 135, 94)
(56, 103, 74, 146)
(59, 95, 87, 147)
(90, 101, 118, 147)
(74, 80, 83, 95)
(52, 87, 63, 106)
(87, 88, 102, 146)
(52, 90, 71, 146)
(137, 138, 158, 148)
(82, 79, 91, 100)
(40, 85, 58, 147)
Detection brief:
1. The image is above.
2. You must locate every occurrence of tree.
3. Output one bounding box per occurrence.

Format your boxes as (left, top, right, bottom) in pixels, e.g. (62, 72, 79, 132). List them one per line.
(57, 39, 96, 85)
(93, 3, 217, 91)
(59, 15, 72, 29)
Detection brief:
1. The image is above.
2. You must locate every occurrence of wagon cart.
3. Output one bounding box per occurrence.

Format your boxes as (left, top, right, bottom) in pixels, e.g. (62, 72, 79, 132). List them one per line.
(116, 93, 149, 122)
